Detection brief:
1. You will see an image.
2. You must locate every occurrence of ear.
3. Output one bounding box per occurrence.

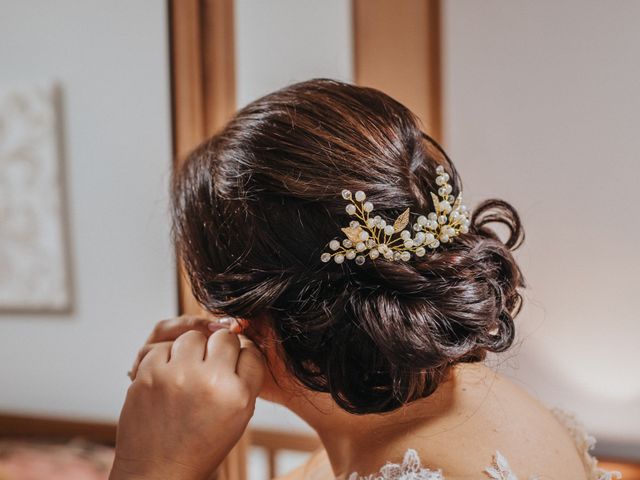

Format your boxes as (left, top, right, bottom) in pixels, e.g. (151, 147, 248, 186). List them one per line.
(230, 317, 249, 334)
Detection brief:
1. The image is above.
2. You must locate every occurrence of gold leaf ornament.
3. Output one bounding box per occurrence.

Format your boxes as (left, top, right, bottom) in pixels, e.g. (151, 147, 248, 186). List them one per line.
(430, 192, 441, 214)
(341, 226, 363, 243)
(393, 207, 410, 233)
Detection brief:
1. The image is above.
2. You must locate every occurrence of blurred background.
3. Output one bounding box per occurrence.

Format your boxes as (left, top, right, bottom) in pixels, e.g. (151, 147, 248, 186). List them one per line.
(0, 1, 638, 479)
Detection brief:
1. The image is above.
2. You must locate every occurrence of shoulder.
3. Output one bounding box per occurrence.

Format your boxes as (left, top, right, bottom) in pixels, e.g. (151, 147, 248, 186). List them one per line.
(414, 365, 590, 479)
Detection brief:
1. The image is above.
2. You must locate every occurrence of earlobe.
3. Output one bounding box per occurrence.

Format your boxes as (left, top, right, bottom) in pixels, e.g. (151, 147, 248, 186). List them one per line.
(230, 318, 248, 334)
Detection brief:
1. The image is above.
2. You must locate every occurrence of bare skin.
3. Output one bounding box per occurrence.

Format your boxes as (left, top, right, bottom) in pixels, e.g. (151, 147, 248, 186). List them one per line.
(116, 315, 588, 480)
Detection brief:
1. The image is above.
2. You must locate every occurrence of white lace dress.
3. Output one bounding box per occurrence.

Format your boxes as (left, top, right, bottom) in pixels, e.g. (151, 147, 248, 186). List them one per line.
(347, 409, 622, 480)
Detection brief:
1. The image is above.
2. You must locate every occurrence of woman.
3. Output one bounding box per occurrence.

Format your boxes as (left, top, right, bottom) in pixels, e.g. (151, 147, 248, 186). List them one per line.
(109, 80, 619, 480)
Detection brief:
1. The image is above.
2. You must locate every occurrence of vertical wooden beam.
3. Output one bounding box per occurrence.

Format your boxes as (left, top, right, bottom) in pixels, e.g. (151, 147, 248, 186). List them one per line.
(169, 2, 245, 480)
(169, 0, 237, 318)
(170, 0, 206, 161)
(353, 0, 442, 141)
(202, 0, 237, 135)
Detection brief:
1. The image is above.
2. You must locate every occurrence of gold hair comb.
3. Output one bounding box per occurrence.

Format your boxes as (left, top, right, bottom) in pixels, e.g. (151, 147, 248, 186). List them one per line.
(320, 166, 470, 265)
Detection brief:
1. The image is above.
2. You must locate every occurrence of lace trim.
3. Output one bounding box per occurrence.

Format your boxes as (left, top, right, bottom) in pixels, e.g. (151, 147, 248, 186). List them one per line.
(347, 449, 443, 480)
(484, 451, 526, 480)
(549, 408, 622, 480)
(346, 410, 624, 480)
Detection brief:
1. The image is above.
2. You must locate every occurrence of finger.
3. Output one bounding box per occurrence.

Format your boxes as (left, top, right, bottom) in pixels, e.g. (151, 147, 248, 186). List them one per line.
(205, 328, 241, 372)
(170, 330, 208, 362)
(135, 342, 172, 380)
(130, 341, 174, 380)
(236, 336, 265, 398)
(146, 315, 215, 344)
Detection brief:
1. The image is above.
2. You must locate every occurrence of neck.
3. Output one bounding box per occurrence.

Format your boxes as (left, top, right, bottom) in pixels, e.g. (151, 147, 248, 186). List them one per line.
(283, 364, 490, 477)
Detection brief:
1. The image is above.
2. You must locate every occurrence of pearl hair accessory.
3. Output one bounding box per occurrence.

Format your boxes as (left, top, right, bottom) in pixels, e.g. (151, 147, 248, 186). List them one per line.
(320, 165, 471, 265)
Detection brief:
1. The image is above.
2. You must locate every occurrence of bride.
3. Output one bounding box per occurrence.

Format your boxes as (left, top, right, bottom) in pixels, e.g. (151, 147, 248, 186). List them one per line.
(109, 79, 620, 480)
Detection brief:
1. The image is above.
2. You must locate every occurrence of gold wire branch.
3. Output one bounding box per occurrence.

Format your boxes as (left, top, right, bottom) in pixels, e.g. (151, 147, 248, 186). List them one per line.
(320, 165, 471, 265)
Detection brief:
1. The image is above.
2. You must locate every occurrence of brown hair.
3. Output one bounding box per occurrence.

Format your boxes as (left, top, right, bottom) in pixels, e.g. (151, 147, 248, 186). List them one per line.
(171, 79, 525, 414)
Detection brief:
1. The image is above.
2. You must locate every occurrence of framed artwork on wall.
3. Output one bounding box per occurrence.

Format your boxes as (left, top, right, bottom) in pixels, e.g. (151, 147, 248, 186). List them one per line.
(0, 83, 72, 313)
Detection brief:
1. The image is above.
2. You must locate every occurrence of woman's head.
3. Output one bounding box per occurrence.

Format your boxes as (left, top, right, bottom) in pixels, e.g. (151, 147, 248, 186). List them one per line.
(171, 79, 525, 414)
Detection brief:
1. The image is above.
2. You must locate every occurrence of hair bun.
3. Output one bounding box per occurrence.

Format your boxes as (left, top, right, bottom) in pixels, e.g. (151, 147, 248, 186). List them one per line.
(172, 78, 526, 414)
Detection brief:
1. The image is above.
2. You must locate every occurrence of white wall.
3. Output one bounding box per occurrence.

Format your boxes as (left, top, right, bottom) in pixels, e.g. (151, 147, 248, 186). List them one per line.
(234, 0, 353, 434)
(235, 0, 353, 109)
(442, 0, 640, 457)
(0, 0, 177, 421)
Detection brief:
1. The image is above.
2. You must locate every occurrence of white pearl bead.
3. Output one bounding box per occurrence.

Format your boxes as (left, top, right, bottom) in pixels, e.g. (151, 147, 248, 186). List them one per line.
(374, 215, 381, 222)
(400, 251, 411, 261)
(404, 239, 414, 248)
(429, 240, 440, 249)
(436, 165, 445, 175)
(416, 247, 426, 257)
(342, 239, 353, 248)
(350, 220, 359, 228)
(438, 215, 447, 224)
(384, 251, 394, 259)
(329, 240, 340, 250)
(400, 230, 411, 240)
(355, 190, 366, 202)
(440, 234, 449, 243)
(417, 215, 428, 226)
(440, 201, 451, 213)
(393, 252, 402, 261)
(377, 244, 388, 253)
(369, 249, 380, 259)
(346, 250, 356, 259)
(445, 184, 452, 194)
(346, 204, 356, 215)
(425, 233, 435, 243)
(436, 176, 446, 186)
(428, 213, 437, 221)
(334, 254, 345, 264)
(415, 232, 426, 243)
(363, 201, 373, 212)
(450, 211, 460, 221)
(367, 218, 376, 228)
(341, 189, 352, 200)
(384, 225, 395, 236)
(413, 223, 421, 231)
(378, 219, 386, 228)
(460, 225, 469, 234)
(355, 255, 365, 265)
(321, 253, 331, 262)
(366, 239, 376, 248)
(359, 230, 369, 241)
(442, 173, 450, 181)
(356, 242, 366, 251)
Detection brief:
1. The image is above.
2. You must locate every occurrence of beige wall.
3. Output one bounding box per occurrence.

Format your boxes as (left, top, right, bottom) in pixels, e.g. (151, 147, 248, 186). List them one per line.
(443, 0, 640, 457)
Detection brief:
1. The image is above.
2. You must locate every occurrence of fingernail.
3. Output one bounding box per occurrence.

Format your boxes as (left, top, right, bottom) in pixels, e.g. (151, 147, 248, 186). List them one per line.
(208, 317, 233, 331)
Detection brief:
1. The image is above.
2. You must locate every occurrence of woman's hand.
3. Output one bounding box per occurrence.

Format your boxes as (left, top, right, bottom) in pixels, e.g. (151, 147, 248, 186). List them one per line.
(110, 320, 264, 480)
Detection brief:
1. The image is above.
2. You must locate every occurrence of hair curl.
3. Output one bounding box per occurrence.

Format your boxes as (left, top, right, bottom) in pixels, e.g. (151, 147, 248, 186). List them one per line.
(171, 79, 525, 414)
